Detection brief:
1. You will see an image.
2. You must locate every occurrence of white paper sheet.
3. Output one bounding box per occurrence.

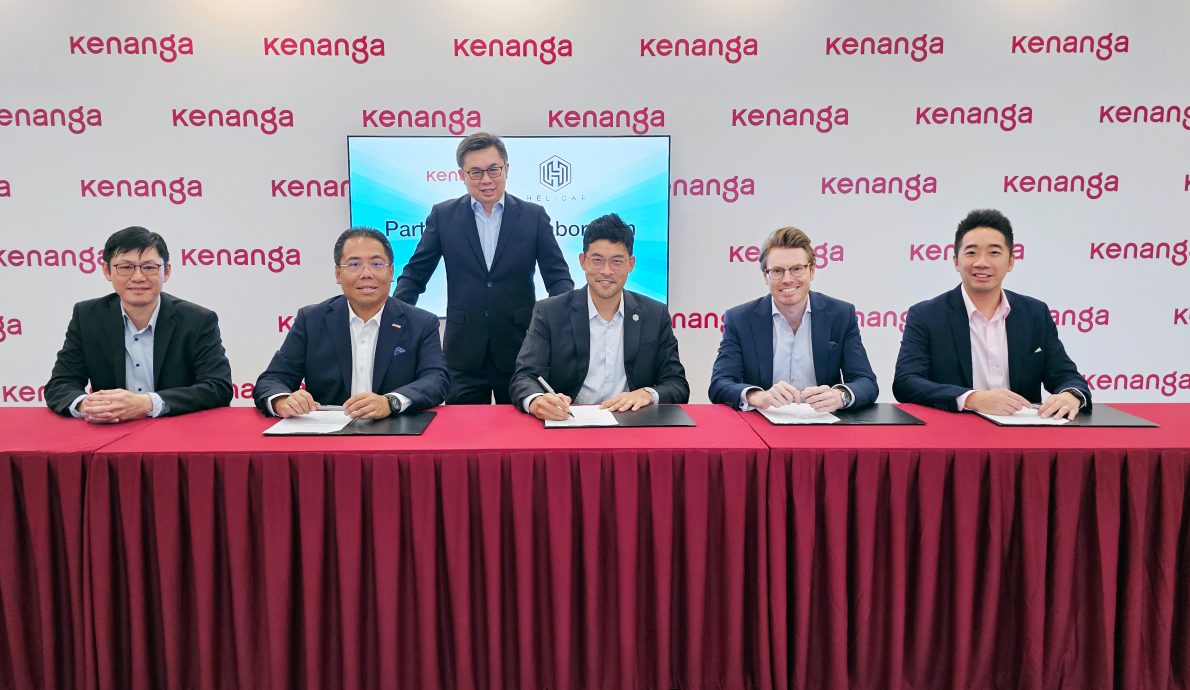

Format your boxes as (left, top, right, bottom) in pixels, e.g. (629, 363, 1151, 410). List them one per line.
(759, 402, 840, 425)
(977, 407, 1070, 426)
(544, 404, 619, 428)
(263, 410, 353, 435)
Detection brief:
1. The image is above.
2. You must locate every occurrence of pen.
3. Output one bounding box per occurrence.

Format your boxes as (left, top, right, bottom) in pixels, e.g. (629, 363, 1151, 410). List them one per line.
(536, 376, 574, 418)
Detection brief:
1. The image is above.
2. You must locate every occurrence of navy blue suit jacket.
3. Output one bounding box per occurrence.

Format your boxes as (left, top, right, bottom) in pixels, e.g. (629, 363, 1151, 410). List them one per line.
(394, 193, 573, 372)
(509, 287, 689, 407)
(253, 295, 449, 413)
(46, 292, 233, 416)
(892, 286, 1092, 412)
(708, 292, 879, 409)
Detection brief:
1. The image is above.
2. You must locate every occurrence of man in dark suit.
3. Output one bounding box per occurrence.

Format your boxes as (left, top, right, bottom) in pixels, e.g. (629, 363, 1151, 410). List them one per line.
(893, 208, 1090, 418)
(46, 226, 233, 421)
(395, 132, 573, 405)
(254, 227, 449, 418)
(510, 213, 688, 420)
(709, 226, 878, 412)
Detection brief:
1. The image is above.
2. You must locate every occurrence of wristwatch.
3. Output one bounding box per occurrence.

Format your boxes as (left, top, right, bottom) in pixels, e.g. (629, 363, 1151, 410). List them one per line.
(385, 393, 402, 415)
(836, 386, 853, 408)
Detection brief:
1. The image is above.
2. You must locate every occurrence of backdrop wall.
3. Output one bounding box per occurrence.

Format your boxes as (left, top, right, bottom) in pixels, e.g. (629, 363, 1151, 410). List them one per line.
(2, 0, 1187, 406)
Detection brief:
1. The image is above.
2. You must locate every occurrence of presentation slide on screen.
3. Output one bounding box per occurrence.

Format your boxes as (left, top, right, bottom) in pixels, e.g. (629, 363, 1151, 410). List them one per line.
(348, 135, 671, 317)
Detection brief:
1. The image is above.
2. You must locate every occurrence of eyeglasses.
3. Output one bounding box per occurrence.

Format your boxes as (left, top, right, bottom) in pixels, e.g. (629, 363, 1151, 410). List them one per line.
(338, 261, 392, 274)
(111, 262, 164, 277)
(763, 265, 810, 280)
(585, 255, 629, 270)
(464, 165, 505, 181)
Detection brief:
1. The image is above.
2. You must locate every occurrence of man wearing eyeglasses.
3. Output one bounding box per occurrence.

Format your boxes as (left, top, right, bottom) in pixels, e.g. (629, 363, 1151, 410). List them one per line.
(893, 209, 1090, 419)
(254, 227, 449, 418)
(45, 226, 233, 421)
(709, 226, 878, 412)
(395, 132, 573, 405)
(510, 213, 688, 420)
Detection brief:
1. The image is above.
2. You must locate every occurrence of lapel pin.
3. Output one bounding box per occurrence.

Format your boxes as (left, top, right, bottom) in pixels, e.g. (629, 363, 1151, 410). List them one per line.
(392, 323, 402, 328)
(632, 313, 639, 321)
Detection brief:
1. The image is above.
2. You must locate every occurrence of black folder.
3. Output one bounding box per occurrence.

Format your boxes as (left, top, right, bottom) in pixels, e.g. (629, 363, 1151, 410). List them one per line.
(264, 411, 436, 436)
(757, 402, 926, 426)
(543, 404, 696, 428)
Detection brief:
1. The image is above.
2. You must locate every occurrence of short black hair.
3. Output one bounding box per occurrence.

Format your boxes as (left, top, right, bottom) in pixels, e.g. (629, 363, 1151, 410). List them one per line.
(956, 209, 1014, 251)
(582, 213, 635, 254)
(333, 227, 394, 265)
(455, 132, 508, 169)
(102, 226, 169, 264)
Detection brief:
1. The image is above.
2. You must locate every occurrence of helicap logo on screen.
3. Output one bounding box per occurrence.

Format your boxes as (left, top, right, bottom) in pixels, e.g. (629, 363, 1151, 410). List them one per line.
(1085, 371, 1190, 398)
(1003, 172, 1118, 200)
(547, 107, 665, 135)
(915, 104, 1033, 132)
(670, 311, 725, 332)
(1011, 32, 1129, 60)
(172, 107, 294, 136)
(1050, 307, 1110, 333)
(263, 36, 385, 64)
(672, 176, 754, 203)
(728, 242, 845, 269)
(1089, 239, 1188, 267)
(81, 177, 203, 205)
(909, 243, 1026, 262)
(362, 108, 481, 135)
(69, 34, 193, 63)
(731, 106, 847, 133)
(0, 107, 102, 134)
(825, 33, 944, 62)
(639, 36, 758, 64)
(271, 178, 349, 198)
(539, 156, 572, 191)
(0, 247, 104, 274)
(822, 174, 937, 202)
(178, 246, 301, 273)
(1099, 105, 1190, 130)
(453, 36, 573, 65)
(855, 309, 908, 332)
(1, 384, 44, 403)
(0, 315, 23, 343)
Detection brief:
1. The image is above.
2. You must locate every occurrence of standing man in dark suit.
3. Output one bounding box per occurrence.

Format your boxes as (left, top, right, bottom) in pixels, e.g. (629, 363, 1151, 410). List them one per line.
(893, 208, 1090, 418)
(46, 226, 233, 420)
(395, 132, 573, 404)
(254, 227, 449, 418)
(709, 226, 878, 411)
(510, 213, 688, 420)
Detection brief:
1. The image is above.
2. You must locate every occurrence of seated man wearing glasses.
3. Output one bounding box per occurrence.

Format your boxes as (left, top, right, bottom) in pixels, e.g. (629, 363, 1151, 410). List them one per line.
(709, 226, 878, 412)
(254, 227, 449, 418)
(395, 132, 573, 405)
(510, 213, 688, 420)
(46, 226, 233, 421)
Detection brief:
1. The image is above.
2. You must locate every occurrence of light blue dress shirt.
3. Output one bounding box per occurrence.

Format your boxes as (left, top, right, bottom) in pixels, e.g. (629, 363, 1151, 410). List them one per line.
(471, 195, 505, 269)
(772, 299, 816, 391)
(70, 300, 167, 418)
(576, 291, 627, 405)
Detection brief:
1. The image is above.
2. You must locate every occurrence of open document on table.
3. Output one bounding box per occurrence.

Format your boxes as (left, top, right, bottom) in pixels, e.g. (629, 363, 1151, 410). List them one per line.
(544, 405, 619, 428)
(759, 403, 840, 425)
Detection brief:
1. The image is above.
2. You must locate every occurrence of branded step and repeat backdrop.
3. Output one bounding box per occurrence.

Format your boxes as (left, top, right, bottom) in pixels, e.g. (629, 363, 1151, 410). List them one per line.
(1, 1, 1187, 406)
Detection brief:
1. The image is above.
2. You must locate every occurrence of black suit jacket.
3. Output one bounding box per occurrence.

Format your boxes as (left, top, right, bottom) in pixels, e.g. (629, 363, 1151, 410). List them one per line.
(509, 287, 689, 407)
(394, 194, 574, 372)
(253, 295, 449, 413)
(708, 292, 879, 409)
(45, 292, 233, 416)
(892, 286, 1092, 411)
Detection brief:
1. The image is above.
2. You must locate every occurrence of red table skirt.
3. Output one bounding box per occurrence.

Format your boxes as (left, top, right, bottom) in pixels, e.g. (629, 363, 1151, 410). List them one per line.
(83, 448, 766, 690)
(766, 447, 1190, 690)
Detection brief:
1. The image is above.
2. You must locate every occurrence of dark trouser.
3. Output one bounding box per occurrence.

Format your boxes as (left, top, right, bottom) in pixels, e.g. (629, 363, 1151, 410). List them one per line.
(447, 346, 513, 405)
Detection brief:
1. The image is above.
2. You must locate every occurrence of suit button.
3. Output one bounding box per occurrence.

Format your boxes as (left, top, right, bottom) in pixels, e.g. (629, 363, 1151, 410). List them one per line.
(487, 282, 493, 288)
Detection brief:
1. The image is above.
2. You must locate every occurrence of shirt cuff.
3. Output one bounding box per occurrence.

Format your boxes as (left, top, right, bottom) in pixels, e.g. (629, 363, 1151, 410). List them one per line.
(266, 392, 290, 416)
(644, 387, 659, 406)
(957, 390, 975, 411)
(147, 392, 167, 418)
(69, 394, 87, 418)
(523, 392, 543, 413)
(739, 387, 762, 411)
(391, 392, 412, 413)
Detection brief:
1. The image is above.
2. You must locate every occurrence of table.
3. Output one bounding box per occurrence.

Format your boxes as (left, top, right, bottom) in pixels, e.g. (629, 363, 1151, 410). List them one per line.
(743, 403, 1190, 690)
(84, 405, 769, 690)
(0, 409, 154, 690)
